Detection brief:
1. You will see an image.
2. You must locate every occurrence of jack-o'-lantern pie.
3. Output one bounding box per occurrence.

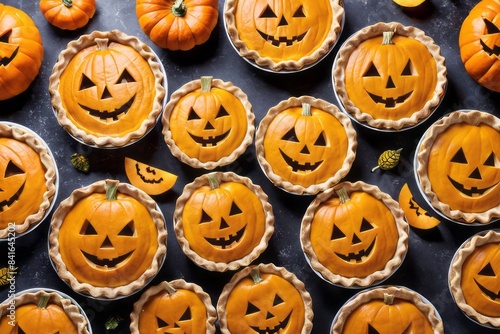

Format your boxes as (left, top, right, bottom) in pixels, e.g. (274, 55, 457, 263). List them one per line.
(255, 96, 357, 195)
(0, 123, 57, 239)
(449, 230, 500, 328)
(49, 179, 167, 299)
(416, 110, 500, 224)
(224, 0, 344, 71)
(49, 30, 166, 148)
(0, 290, 90, 334)
(217, 263, 314, 334)
(333, 22, 447, 130)
(301, 181, 409, 288)
(331, 286, 444, 333)
(174, 172, 274, 272)
(163, 76, 254, 170)
(130, 279, 217, 333)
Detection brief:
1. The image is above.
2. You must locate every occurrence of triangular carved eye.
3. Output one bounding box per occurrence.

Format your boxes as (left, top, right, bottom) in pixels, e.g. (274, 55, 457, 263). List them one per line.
(79, 74, 96, 90)
(0, 30, 12, 43)
(282, 128, 299, 142)
(314, 131, 327, 146)
(451, 148, 468, 164)
(401, 60, 413, 76)
(157, 316, 169, 328)
(4, 160, 24, 177)
(484, 152, 497, 167)
(364, 63, 380, 77)
(80, 219, 98, 235)
(360, 218, 374, 232)
(229, 202, 242, 216)
(200, 209, 212, 224)
(478, 262, 496, 277)
(216, 106, 230, 118)
(118, 221, 135, 236)
(293, 5, 306, 17)
(179, 307, 191, 321)
(260, 5, 277, 18)
(116, 69, 136, 84)
(188, 107, 201, 120)
(273, 294, 285, 306)
(331, 225, 346, 240)
(484, 18, 500, 34)
(368, 324, 380, 334)
(246, 302, 260, 315)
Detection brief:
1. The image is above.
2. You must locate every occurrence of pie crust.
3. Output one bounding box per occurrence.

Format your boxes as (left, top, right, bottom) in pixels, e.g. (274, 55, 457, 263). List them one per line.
(331, 286, 444, 333)
(162, 76, 254, 170)
(333, 21, 447, 130)
(130, 279, 217, 333)
(48, 179, 167, 299)
(224, 0, 344, 72)
(0, 289, 90, 333)
(0, 122, 57, 238)
(449, 229, 500, 328)
(301, 181, 409, 288)
(416, 110, 500, 224)
(49, 29, 166, 148)
(174, 171, 274, 272)
(255, 95, 357, 195)
(217, 263, 314, 334)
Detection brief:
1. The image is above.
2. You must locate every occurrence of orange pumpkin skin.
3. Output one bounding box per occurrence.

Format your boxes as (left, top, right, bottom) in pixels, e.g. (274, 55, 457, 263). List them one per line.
(459, 0, 500, 92)
(40, 0, 96, 30)
(0, 4, 44, 101)
(124, 157, 177, 196)
(136, 0, 219, 51)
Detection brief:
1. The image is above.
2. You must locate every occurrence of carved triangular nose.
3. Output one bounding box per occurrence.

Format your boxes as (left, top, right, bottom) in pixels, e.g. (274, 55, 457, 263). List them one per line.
(101, 86, 112, 99)
(220, 218, 229, 229)
(469, 167, 482, 179)
(278, 15, 288, 26)
(266, 311, 274, 320)
(386, 76, 396, 88)
(300, 145, 310, 154)
(204, 121, 215, 130)
(101, 236, 113, 248)
(352, 233, 362, 245)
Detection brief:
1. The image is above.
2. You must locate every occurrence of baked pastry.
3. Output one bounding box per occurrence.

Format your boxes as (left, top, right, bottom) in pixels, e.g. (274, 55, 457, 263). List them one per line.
(162, 76, 254, 170)
(449, 229, 500, 328)
(331, 286, 444, 333)
(333, 21, 447, 130)
(0, 122, 57, 238)
(49, 179, 167, 299)
(174, 172, 274, 272)
(301, 181, 409, 288)
(416, 110, 500, 224)
(217, 263, 314, 334)
(130, 279, 217, 333)
(49, 29, 166, 147)
(255, 95, 357, 195)
(224, 0, 344, 71)
(0, 289, 90, 333)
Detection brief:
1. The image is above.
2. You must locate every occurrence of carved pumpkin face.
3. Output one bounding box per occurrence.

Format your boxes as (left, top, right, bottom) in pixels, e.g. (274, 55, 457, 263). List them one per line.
(59, 37, 157, 138)
(0, 138, 46, 228)
(0, 4, 44, 101)
(310, 188, 399, 278)
(345, 31, 438, 121)
(124, 157, 177, 196)
(234, 0, 334, 62)
(426, 122, 500, 214)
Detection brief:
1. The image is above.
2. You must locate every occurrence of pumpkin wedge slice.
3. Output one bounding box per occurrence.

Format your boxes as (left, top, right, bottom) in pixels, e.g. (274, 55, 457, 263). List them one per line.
(124, 157, 177, 195)
(398, 183, 440, 230)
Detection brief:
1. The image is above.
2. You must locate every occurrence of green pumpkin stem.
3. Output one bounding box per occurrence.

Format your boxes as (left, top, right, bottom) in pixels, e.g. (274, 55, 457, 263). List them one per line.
(207, 173, 219, 190)
(382, 31, 395, 45)
(63, 0, 73, 7)
(200, 76, 213, 93)
(335, 187, 351, 204)
(165, 281, 177, 295)
(302, 103, 312, 117)
(38, 292, 50, 309)
(172, 0, 187, 17)
(105, 180, 119, 200)
(95, 38, 109, 51)
(250, 267, 263, 284)
(383, 293, 395, 305)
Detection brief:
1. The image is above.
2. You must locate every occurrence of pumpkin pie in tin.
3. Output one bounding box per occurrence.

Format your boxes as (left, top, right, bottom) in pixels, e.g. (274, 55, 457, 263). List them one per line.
(49, 29, 166, 148)
(415, 110, 500, 224)
(255, 95, 357, 195)
(333, 21, 447, 131)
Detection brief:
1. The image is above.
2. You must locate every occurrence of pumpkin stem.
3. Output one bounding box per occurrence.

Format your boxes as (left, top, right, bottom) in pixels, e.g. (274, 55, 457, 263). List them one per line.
(165, 281, 177, 295)
(95, 38, 109, 51)
(250, 267, 263, 284)
(383, 293, 395, 305)
(63, 0, 73, 7)
(207, 173, 219, 190)
(105, 180, 119, 200)
(200, 76, 213, 93)
(38, 292, 50, 309)
(171, 0, 187, 17)
(335, 187, 351, 204)
(382, 31, 395, 45)
(302, 103, 312, 116)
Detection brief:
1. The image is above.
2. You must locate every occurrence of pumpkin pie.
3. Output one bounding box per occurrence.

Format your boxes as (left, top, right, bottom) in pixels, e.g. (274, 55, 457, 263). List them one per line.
(415, 110, 500, 224)
(217, 263, 314, 334)
(255, 95, 357, 195)
(174, 171, 274, 272)
(333, 21, 447, 130)
(0, 122, 57, 238)
(49, 29, 166, 148)
(48, 179, 167, 299)
(130, 279, 217, 333)
(331, 286, 444, 333)
(162, 76, 254, 170)
(449, 229, 500, 328)
(224, 0, 344, 72)
(301, 181, 409, 288)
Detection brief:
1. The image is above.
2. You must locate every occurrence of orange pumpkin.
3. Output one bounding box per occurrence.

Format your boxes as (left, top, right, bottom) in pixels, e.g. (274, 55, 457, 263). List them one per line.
(40, 0, 96, 30)
(398, 183, 441, 230)
(136, 0, 219, 51)
(0, 4, 44, 101)
(124, 157, 177, 195)
(459, 0, 500, 92)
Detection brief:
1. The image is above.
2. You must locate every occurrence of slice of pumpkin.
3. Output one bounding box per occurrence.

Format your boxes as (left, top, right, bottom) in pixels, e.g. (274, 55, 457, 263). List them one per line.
(398, 183, 441, 229)
(392, 0, 426, 7)
(124, 157, 177, 195)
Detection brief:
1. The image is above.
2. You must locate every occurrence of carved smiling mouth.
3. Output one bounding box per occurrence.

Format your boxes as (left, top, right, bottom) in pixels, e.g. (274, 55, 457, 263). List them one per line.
(279, 148, 323, 172)
(250, 312, 292, 334)
(480, 39, 500, 56)
(257, 30, 307, 47)
(447, 176, 498, 197)
(188, 129, 230, 147)
(81, 250, 134, 268)
(335, 238, 376, 263)
(0, 46, 18, 67)
(0, 182, 25, 213)
(474, 278, 500, 301)
(78, 95, 136, 121)
(204, 225, 246, 249)
(366, 91, 413, 108)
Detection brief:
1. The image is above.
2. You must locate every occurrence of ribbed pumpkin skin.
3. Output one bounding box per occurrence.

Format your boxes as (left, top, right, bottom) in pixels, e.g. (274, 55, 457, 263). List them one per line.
(39, 0, 96, 30)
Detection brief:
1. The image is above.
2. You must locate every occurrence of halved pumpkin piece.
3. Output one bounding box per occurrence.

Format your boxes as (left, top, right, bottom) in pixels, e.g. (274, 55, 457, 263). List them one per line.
(398, 183, 440, 230)
(124, 157, 177, 195)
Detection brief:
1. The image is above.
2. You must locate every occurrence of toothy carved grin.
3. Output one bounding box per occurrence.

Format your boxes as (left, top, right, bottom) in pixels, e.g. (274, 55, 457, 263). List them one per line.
(447, 176, 498, 197)
(188, 129, 230, 147)
(257, 30, 307, 46)
(366, 91, 413, 108)
(204, 225, 246, 249)
(79, 95, 136, 121)
(81, 249, 134, 268)
(279, 148, 323, 172)
(0, 182, 25, 212)
(250, 312, 292, 334)
(335, 238, 376, 263)
(474, 278, 500, 301)
(0, 46, 18, 67)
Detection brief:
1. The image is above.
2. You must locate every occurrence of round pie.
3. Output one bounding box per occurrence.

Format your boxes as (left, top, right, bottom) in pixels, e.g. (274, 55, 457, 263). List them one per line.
(333, 21, 447, 131)
(301, 181, 409, 288)
(49, 29, 166, 148)
(415, 109, 500, 224)
(255, 95, 357, 195)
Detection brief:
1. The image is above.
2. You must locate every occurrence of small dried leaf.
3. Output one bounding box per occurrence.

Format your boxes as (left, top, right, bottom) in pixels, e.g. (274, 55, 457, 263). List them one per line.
(105, 316, 123, 330)
(0, 267, 17, 286)
(71, 153, 90, 173)
(371, 148, 403, 172)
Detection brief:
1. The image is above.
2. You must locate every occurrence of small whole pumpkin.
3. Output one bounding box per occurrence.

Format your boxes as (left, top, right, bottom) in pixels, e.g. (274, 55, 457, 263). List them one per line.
(40, 0, 96, 30)
(136, 0, 219, 51)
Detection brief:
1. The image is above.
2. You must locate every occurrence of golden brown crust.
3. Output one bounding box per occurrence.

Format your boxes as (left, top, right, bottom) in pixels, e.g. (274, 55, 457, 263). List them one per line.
(49, 29, 165, 148)
(217, 263, 314, 334)
(224, 0, 344, 72)
(300, 181, 409, 287)
(331, 286, 444, 333)
(0, 122, 57, 238)
(333, 22, 447, 130)
(48, 179, 167, 299)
